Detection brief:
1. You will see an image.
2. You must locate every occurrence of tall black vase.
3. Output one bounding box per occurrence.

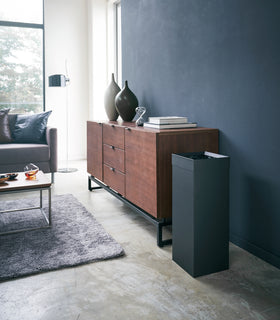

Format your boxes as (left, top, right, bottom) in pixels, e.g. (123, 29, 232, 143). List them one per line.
(104, 73, 120, 121)
(115, 80, 138, 122)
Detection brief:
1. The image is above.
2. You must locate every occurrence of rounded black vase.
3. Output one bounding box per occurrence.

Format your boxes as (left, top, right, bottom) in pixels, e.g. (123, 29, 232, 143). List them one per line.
(104, 73, 120, 121)
(115, 80, 138, 122)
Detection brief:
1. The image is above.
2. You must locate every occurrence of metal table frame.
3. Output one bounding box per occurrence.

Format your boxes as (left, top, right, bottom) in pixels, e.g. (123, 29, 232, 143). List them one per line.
(0, 186, 52, 236)
(88, 175, 172, 247)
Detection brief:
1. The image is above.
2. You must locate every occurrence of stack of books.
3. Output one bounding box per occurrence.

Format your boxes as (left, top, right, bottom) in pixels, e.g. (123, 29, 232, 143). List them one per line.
(143, 116, 197, 129)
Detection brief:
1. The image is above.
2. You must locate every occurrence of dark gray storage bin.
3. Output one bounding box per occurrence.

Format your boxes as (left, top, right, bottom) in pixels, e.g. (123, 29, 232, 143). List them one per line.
(172, 151, 229, 277)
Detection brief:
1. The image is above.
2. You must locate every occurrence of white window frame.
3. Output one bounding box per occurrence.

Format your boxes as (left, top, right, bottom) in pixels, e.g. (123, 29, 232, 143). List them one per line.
(107, 0, 122, 86)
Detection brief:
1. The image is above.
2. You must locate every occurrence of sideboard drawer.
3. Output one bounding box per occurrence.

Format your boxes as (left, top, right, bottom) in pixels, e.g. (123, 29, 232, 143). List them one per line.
(103, 124, 124, 149)
(103, 164, 125, 195)
(103, 144, 125, 173)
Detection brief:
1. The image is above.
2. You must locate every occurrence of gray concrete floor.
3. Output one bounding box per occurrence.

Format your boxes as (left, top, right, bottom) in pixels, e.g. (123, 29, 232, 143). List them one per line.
(0, 160, 280, 320)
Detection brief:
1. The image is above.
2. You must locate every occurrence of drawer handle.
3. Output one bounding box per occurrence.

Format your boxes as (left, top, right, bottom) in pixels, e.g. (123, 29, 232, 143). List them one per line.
(110, 167, 115, 172)
(110, 145, 115, 150)
(125, 127, 131, 131)
(111, 124, 115, 128)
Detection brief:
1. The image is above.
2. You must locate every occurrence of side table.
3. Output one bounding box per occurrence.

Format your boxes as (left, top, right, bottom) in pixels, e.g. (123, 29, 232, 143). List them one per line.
(0, 171, 52, 236)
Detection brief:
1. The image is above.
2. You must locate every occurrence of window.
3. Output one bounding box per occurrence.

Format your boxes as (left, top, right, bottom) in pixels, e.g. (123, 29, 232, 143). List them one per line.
(0, 0, 44, 113)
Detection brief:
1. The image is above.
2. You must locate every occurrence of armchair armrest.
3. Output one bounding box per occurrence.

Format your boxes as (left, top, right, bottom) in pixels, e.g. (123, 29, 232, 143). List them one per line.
(46, 127, 57, 172)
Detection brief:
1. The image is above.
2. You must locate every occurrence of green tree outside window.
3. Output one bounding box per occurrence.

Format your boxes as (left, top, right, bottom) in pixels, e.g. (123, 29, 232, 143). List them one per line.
(0, 0, 44, 113)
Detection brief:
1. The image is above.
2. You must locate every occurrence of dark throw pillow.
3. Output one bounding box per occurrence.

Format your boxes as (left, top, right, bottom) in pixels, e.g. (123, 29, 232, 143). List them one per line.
(0, 109, 12, 143)
(13, 111, 52, 143)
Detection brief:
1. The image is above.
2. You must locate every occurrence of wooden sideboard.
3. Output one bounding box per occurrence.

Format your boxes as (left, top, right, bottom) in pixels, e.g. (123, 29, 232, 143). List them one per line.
(87, 120, 219, 246)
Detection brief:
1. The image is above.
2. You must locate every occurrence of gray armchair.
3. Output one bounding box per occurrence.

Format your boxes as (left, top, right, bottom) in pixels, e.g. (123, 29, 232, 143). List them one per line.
(0, 122, 57, 183)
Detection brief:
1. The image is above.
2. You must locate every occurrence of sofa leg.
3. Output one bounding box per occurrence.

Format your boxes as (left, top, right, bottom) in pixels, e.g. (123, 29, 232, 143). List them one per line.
(51, 172, 55, 184)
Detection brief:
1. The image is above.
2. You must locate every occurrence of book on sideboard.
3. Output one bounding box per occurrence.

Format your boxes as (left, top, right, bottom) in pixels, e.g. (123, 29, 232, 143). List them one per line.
(148, 116, 188, 124)
(143, 122, 198, 129)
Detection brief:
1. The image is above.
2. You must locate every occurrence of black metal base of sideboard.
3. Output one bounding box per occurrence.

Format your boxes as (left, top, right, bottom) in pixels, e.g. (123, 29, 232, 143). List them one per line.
(88, 175, 172, 247)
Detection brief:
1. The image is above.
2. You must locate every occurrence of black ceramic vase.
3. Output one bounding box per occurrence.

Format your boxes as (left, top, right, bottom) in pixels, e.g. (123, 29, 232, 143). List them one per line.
(104, 73, 120, 121)
(115, 80, 138, 122)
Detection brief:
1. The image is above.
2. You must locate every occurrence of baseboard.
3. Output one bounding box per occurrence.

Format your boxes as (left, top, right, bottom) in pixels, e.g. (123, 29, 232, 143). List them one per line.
(230, 233, 280, 269)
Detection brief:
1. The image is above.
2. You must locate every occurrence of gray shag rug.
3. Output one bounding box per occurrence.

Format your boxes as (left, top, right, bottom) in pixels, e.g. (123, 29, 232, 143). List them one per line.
(0, 194, 124, 282)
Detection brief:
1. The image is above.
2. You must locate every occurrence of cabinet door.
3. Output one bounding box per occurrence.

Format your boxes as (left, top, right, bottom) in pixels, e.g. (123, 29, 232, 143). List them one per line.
(125, 128, 158, 218)
(87, 121, 103, 181)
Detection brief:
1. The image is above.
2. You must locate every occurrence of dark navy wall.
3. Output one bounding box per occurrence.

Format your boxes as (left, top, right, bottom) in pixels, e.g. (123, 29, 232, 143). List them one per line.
(122, 0, 280, 268)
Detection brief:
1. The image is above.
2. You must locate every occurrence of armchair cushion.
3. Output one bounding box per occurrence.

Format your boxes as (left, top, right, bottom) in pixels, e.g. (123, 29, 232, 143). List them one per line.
(0, 143, 50, 165)
(13, 110, 52, 143)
